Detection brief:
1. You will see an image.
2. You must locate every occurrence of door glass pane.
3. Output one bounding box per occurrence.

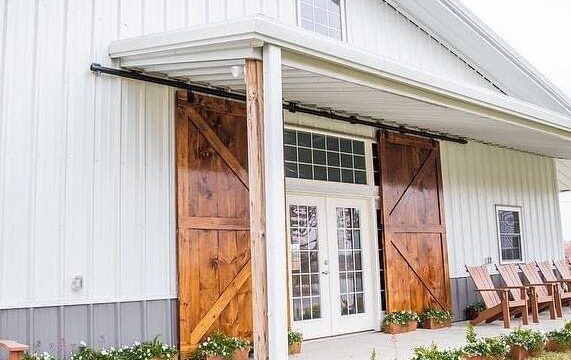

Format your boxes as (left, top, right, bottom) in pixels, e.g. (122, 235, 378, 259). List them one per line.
(336, 207, 366, 315)
(290, 204, 321, 321)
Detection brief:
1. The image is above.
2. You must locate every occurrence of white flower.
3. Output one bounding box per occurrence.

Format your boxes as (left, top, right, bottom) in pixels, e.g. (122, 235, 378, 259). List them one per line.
(79, 341, 87, 347)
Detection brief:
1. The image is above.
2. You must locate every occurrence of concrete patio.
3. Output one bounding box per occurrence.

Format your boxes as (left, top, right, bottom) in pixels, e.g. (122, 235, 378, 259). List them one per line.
(290, 309, 571, 360)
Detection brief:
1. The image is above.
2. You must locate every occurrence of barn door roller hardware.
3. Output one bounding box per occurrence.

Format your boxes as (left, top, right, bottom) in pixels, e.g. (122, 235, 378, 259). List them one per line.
(90, 63, 467, 144)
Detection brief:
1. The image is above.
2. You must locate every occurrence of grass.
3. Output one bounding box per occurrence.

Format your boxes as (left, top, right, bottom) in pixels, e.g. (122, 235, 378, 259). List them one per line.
(531, 350, 571, 359)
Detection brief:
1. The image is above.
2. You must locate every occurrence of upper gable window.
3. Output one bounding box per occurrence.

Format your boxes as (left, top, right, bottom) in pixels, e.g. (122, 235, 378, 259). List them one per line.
(298, 0, 344, 41)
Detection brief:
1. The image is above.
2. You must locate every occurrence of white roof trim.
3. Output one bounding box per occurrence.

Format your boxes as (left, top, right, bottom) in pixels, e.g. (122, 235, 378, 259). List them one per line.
(108, 16, 571, 148)
(388, 0, 571, 114)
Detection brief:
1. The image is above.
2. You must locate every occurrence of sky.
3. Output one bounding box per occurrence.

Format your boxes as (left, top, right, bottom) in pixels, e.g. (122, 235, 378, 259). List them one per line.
(460, 0, 571, 98)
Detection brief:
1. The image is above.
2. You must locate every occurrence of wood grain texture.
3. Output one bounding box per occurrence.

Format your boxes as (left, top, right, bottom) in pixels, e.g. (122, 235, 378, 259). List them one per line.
(378, 131, 451, 312)
(176, 93, 252, 355)
(245, 59, 269, 360)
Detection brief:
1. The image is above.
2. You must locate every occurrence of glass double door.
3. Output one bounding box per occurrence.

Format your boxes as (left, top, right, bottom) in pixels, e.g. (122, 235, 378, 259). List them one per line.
(287, 195, 376, 339)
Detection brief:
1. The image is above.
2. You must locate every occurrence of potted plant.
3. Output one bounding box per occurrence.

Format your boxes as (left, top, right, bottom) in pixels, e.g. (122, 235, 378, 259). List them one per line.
(419, 308, 453, 329)
(462, 325, 509, 360)
(190, 330, 251, 360)
(412, 344, 463, 360)
(382, 310, 419, 334)
(502, 327, 544, 360)
(288, 330, 303, 355)
(545, 327, 571, 352)
(465, 302, 486, 321)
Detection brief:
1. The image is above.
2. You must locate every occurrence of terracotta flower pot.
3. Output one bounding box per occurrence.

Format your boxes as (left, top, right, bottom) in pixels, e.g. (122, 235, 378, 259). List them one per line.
(206, 349, 250, 360)
(545, 340, 569, 352)
(465, 309, 480, 321)
(384, 320, 417, 334)
(232, 348, 250, 360)
(288, 341, 302, 355)
(509, 345, 541, 360)
(423, 318, 451, 330)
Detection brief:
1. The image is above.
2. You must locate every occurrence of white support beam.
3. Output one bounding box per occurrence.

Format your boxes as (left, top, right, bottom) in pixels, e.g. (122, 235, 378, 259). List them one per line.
(263, 44, 289, 359)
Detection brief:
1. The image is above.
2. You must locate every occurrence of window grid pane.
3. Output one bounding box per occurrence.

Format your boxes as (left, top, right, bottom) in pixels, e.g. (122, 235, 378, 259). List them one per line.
(497, 208, 523, 262)
(336, 207, 366, 315)
(298, 0, 343, 40)
(290, 204, 322, 321)
(284, 129, 367, 185)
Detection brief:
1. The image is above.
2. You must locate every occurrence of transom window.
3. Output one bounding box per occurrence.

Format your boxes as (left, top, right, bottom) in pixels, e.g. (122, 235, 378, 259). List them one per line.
(284, 129, 367, 184)
(298, 0, 344, 40)
(496, 206, 524, 263)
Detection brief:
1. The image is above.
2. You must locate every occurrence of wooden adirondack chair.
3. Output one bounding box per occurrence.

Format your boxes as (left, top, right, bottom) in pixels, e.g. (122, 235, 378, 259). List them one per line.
(466, 265, 528, 328)
(0, 340, 28, 360)
(536, 260, 571, 313)
(519, 262, 562, 317)
(554, 259, 571, 281)
(497, 263, 556, 323)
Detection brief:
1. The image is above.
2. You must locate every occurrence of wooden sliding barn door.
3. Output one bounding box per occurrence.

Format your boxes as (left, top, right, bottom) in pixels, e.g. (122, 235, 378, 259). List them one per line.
(176, 92, 252, 354)
(378, 132, 451, 312)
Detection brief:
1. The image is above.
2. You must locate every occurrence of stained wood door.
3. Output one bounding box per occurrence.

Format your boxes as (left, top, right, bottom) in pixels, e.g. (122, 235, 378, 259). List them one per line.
(176, 92, 252, 355)
(378, 132, 451, 312)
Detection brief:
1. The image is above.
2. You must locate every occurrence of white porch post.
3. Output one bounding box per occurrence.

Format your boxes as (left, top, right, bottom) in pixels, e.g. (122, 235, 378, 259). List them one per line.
(263, 44, 289, 358)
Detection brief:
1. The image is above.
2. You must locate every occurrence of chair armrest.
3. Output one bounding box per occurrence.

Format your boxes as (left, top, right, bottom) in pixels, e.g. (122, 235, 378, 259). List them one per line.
(0, 341, 28, 352)
(475, 288, 500, 292)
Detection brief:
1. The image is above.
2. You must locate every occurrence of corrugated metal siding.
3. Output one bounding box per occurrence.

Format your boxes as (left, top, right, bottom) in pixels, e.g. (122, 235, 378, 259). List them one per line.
(441, 142, 564, 278)
(0, 299, 177, 357)
(342, 0, 501, 92)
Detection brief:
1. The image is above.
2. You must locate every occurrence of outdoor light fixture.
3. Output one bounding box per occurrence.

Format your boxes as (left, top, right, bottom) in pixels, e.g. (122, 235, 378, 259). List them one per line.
(231, 65, 245, 78)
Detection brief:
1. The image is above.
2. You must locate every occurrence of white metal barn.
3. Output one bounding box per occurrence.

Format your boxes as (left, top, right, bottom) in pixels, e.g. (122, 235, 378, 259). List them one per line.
(1, 0, 571, 358)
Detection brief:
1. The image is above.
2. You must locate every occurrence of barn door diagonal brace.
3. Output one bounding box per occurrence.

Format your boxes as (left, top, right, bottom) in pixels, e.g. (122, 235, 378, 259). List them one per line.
(391, 239, 448, 309)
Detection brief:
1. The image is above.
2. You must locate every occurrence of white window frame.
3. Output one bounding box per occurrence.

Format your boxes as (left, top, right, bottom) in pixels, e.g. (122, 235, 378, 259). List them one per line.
(296, 0, 348, 42)
(495, 205, 525, 264)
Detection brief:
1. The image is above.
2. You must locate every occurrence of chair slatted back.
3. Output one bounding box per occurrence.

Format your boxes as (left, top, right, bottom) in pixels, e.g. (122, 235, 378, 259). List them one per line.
(554, 259, 571, 280)
(519, 262, 549, 298)
(537, 261, 558, 282)
(496, 263, 524, 300)
(466, 265, 501, 308)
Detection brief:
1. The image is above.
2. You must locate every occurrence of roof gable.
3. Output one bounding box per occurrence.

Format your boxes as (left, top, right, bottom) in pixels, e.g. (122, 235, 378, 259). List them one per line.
(387, 0, 571, 115)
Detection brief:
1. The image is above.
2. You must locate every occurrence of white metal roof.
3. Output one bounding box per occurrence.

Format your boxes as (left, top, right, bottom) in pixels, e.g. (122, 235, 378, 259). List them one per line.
(108, 16, 571, 158)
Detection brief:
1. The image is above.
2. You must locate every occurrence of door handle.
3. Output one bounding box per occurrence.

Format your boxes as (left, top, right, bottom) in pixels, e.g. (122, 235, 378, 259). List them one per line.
(321, 271, 330, 275)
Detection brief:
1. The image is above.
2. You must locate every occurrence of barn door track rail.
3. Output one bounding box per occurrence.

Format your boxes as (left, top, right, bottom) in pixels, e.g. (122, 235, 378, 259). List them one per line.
(90, 63, 467, 144)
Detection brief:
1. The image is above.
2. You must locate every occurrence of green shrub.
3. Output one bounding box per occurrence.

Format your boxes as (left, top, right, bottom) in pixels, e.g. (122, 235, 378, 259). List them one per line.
(463, 324, 509, 358)
(412, 344, 463, 360)
(546, 328, 571, 346)
(382, 310, 419, 326)
(69, 338, 177, 360)
(419, 308, 453, 324)
(23, 353, 57, 360)
(502, 327, 545, 351)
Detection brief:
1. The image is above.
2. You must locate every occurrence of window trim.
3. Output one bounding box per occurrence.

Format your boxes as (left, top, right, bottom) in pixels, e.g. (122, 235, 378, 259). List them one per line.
(296, 0, 347, 42)
(495, 205, 525, 264)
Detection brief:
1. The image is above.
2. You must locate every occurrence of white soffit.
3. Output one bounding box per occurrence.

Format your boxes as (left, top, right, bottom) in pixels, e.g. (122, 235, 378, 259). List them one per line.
(108, 16, 571, 158)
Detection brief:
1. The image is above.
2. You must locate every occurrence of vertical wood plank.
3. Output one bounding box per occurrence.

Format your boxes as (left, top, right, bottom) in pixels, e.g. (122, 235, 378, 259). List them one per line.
(245, 59, 269, 360)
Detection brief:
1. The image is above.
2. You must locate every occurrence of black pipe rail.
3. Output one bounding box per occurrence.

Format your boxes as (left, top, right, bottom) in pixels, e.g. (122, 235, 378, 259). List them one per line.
(90, 63, 467, 144)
